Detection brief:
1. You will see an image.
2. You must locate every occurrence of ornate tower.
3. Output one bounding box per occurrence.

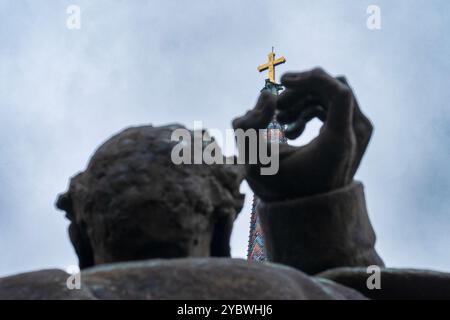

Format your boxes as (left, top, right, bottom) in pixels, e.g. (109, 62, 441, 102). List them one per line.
(247, 49, 287, 262)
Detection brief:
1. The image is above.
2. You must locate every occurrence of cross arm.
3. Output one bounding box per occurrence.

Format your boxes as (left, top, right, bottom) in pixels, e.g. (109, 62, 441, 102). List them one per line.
(274, 57, 286, 66)
(258, 63, 270, 72)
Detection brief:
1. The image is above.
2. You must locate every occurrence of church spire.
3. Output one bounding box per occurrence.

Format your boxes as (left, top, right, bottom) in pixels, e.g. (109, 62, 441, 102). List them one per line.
(247, 49, 287, 262)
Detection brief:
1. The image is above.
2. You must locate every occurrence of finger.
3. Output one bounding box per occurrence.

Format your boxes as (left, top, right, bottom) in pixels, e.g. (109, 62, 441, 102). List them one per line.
(232, 91, 276, 131)
(276, 97, 315, 123)
(280, 68, 354, 134)
(336, 76, 373, 176)
(276, 107, 298, 124)
(284, 105, 326, 140)
(277, 88, 322, 112)
(277, 88, 304, 111)
(336, 76, 373, 139)
(336, 76, 372, 134)
(276, 91, 322, 123)
(277, 96, 326, 124)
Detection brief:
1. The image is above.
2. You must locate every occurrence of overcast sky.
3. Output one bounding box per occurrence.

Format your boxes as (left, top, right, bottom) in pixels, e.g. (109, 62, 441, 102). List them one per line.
(0, 0, 449, 276)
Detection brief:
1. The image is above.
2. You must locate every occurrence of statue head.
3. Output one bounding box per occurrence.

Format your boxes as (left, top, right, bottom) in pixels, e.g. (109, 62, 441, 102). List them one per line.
(56, 124, 244, 269)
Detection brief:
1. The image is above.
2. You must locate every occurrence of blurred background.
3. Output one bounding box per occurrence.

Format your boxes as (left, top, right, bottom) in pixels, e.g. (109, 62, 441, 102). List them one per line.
(0, 0, 449, 276)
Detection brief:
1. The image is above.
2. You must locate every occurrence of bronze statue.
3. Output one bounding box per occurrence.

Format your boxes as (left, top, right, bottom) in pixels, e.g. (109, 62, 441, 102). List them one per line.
(1, 68, 449, 300)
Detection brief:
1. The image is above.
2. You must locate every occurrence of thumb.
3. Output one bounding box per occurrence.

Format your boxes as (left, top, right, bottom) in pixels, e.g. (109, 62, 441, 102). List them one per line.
(232, 91, 276, 174)
(232, 91, 276, 131)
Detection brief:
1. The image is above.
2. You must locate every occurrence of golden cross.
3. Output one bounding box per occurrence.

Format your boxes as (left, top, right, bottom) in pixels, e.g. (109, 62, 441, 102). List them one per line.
(257, 48, 286, 83)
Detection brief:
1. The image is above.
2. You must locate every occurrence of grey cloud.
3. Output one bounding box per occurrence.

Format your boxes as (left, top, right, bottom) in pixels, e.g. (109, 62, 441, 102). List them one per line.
(0, 0, 449, 276)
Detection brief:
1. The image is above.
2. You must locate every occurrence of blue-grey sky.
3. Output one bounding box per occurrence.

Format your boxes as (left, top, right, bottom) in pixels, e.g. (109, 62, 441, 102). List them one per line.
(0, 0, 449, 276)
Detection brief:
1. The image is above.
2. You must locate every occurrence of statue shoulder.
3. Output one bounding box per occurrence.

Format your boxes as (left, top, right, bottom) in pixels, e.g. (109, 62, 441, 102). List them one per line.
(79, 258, 365, 300)
(0, 259, 367, 300)
(0, 269, 95, 300)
